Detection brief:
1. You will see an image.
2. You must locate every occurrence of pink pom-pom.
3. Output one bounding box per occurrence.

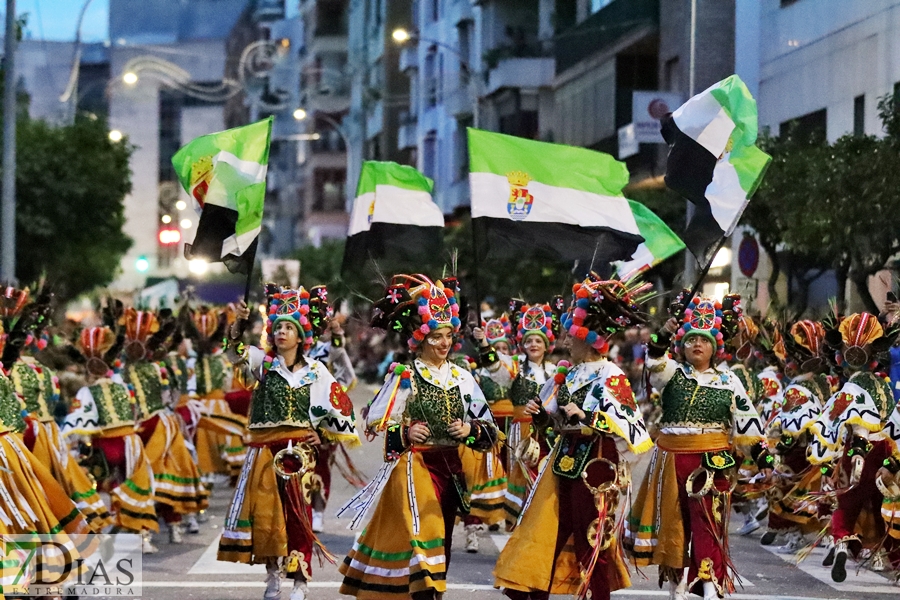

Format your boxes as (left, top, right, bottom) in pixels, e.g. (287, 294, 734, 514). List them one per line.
(418, 305, 429, 315)
(677, 328, 685, 337)
(573, 308, 588, 320)
(419, 324, 430, 334)
(716, 333, 724, 340)
(714, 317, 722, 326)
(299, 305, 310, 315)
(684, 309, 693, 318)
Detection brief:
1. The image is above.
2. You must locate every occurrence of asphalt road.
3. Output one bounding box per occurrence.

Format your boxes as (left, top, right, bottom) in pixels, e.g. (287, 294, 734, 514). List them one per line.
(128, 384, 898, 600)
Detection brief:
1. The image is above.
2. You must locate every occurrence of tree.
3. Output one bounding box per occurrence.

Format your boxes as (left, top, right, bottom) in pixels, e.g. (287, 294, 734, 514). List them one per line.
(742, 94, 900, 313)
(13, 115, 134, 300)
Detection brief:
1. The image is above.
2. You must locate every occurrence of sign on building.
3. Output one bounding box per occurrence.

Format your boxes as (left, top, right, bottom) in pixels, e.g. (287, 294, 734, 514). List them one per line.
(631, 91, 684, 143)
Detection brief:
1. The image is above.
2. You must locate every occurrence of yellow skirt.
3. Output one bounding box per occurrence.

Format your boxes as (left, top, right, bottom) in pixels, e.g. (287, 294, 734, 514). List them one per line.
(493, 444, 630, 595)
(102, 432, 159, 533)
(29, 420, 112, 532)
(339, 451, 450, 599)
(769, 467, 826, 535)
(503, 417, 535, 529)
(196, 397, 247, 477)
(460, 445, 507, 525)
(142, 413, 209, 514)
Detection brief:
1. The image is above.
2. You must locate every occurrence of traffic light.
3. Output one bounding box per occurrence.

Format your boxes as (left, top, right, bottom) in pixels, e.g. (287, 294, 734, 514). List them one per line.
(158, 229, 182, 245)
(135, 256, 150, 272)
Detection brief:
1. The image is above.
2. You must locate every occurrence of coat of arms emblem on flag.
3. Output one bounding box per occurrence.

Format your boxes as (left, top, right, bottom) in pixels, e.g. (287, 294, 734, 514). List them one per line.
(506, 170, 533, 221)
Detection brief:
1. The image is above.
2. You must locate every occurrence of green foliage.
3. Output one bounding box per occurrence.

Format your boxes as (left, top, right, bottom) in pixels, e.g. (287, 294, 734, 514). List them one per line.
(14, 115, 134, 300)
(743, 93, 900, 312)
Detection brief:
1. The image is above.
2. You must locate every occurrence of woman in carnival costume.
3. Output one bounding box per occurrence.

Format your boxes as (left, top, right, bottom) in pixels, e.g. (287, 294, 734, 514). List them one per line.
(3, 288, 112, 533)
(494, 275, 653, 600)
(304, 286, 364, 534)
(339, 274, 498, 600)
(461, 313, 515, 550)
(806, 312, 900, 582)
(119, 308, 209, 548)
(761, 320, 832, 553)
(218, 284, 360, 600)
(476, 300, 561, 529)
(626, 294, 766, 600)
(62, 326, 159, 547)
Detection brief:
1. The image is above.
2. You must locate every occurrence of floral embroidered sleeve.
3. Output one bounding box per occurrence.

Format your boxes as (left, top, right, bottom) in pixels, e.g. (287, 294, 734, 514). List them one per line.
(364, 365, 412, 434)
(730, 376, 765, 449)
(307, 360, 361, 447)
(582, 367, 653, 457)
(62, 387, 101, 436)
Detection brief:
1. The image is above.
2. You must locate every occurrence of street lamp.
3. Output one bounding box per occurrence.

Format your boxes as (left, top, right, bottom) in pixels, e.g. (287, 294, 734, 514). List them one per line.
(108, 129, 123, 142)
(390, 28, 480, 127)
(293, 108, 307, 121)
(122, 71, 138, 85)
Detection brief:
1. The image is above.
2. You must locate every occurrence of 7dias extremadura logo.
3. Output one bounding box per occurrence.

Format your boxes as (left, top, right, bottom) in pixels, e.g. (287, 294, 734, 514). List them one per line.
(0, 533, 142, 597)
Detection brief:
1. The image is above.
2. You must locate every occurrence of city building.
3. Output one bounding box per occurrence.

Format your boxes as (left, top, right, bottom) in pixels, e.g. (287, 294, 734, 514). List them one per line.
(737, 0, 900, 142)
(106, 0, 248, 289)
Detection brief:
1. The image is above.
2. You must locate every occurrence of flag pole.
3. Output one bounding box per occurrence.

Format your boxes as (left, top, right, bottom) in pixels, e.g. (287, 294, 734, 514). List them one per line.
(678, 235, 728, 321)
(243, 242, 258, 305)
(470, 216, 483, 327)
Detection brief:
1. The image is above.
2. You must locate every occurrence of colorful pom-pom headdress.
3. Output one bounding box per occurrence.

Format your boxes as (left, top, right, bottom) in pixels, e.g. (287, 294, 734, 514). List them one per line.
(509, 301, 557, 353)
(0, 285, 54, 370)
(370, 274, 461, 351)
(561, 273, 652, 354)
(482, 314, 511, 347)
(264, 285, 317, 352)
(674, 296, 727, 359)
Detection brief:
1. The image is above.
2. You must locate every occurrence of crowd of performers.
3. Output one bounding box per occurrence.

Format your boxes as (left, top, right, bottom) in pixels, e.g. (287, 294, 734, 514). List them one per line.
(2, 268, 900, 600)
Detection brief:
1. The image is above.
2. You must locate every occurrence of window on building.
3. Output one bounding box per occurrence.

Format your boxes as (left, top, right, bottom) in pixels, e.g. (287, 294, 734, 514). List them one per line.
(317, 0, 347, 36)
(457, 20, 473, 86)
(312, 169, 346, 212)
(422, 131, 437, 180)
(780, 0, 800, 7)
(424, 48, 438, 107)
(158, 90, 182, 183)
(780, 108, 826, 141)
(664, 57, 681, 92)
(429, 0, 439, 22)
(455, 117, 473, 181)
(591, 0, 614, 13)
(854, 94, 865, 135)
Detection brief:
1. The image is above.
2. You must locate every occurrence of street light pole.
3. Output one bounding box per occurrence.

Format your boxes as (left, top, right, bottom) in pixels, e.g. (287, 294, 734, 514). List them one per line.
(2, 0, 17, 282)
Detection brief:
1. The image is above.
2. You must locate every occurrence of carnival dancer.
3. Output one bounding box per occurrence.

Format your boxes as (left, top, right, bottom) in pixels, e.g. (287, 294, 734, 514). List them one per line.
(476, 301, 560, 529)
(494, 275, 653, 600)
(1, 288, 112, 534)
(120, 308, 209, 547)
(626, 295, 766, 600)
(218, 285, 360, 600)
(758, 320, 831, 551)
(461, 314, 516, 550)
(0, 316, 92, 588)
(338, 275, 498, 600)
(806, 312, 900, 582)
(305, 287, 363, 534)
(62, 326, 159, 549)
(188, 306, 247, 483)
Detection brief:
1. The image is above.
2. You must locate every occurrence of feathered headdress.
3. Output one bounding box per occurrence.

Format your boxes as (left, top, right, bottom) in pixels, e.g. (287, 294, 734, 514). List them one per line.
(370, 274, 460, 351)
(562, 273, 652, 353)
(837, 312, 885, 369)
(77, 326, 118, 376)
(0, 285, 54, 370)
(121, 308, 160, 360)
(784, 319, 827, 372)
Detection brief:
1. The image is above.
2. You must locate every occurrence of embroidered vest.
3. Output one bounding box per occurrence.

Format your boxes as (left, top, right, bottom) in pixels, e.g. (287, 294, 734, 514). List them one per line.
(660, 368, 733, 429)
(197, 354, 230, 397)
(0, 373, 26, 434)
(480, 375, 510, 404)
(87, 380, 136, 428)
(248, 370, 313, 430)
(123, 362, 166, 420)
(11, 360, 54, 422)
(407, 368, 465, 443)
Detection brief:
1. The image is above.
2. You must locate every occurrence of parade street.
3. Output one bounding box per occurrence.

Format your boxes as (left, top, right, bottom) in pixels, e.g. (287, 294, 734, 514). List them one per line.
(133, 386, 899, 600)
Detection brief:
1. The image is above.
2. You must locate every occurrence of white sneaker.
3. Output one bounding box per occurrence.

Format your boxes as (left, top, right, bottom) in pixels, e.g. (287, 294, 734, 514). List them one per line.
(464, 524, 482, 553)
(775, 531, 803, 554)
(669, 580, 688, 600)
(264, 566, 282, 600)
(871, 549, 887, 572)
(169, 523, 184, 544)
(141, 531, 158, 554)
(702, 581, 719, 600)
(185, 514, 200, 534)
(737, 518, 761, 536)
(312, 511, 324, 533)
(289, 580, 308, 600)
